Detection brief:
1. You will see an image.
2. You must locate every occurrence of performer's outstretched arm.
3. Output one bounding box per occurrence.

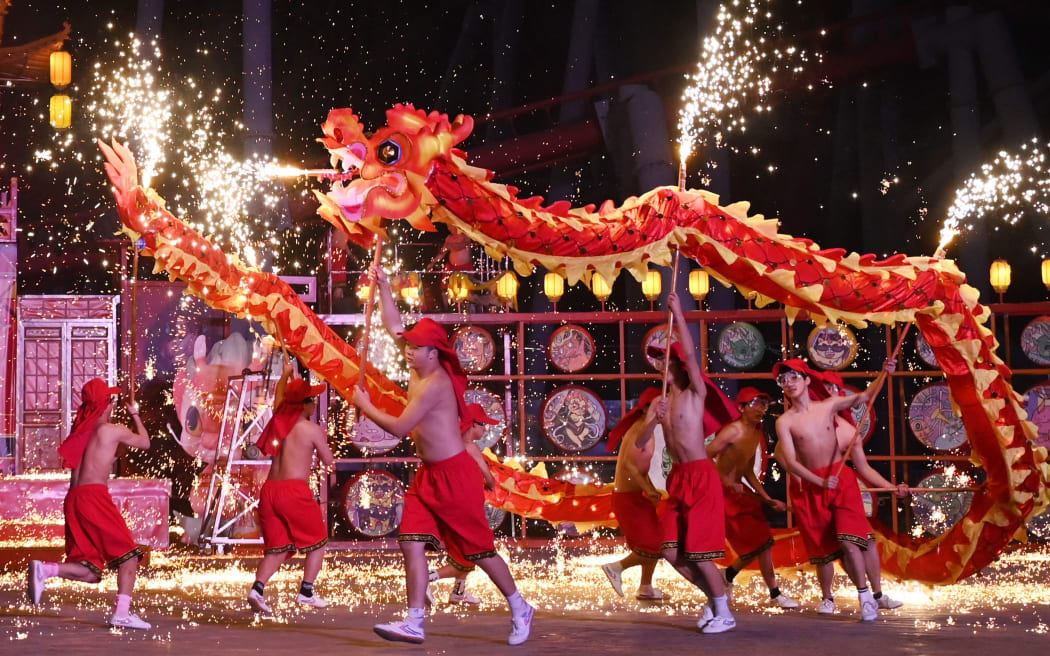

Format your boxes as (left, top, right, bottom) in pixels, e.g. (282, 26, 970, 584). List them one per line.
(371, 265, 404, 337)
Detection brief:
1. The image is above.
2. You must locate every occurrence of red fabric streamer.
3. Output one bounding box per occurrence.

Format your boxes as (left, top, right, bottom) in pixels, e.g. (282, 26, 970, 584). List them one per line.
(58, 378, 121, 470)
(256, 378, 325, 457)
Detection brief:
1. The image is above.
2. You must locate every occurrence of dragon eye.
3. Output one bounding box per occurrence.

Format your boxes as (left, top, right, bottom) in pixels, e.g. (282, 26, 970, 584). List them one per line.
(377, 139, 401, 165)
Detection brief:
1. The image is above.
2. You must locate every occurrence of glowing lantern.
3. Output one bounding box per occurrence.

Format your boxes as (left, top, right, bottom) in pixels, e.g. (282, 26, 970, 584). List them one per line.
(544, 272, 564, 304)
(399, 272, 420, 304)
(989, 259, 1011, 299)
(447, 272, 470, 303)
(688, 269, 710, 301)
(50, 50, 72, 88)
(641, 269, 662, 305)
(355, 275, 372, 301)
(496, 271, 518, 304)
(49, 94, 72, 129)
(590, 273, 612, 306)
(1042, 259, 1050, 291)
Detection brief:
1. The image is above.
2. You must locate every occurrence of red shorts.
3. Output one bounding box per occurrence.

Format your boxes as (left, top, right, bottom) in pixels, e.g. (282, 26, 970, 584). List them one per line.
(399, 450, 496, 570)
(788, 463, 872, 564)
(723, 486, 774, 560)
(259, 479, 328, 556)
(659, 459, 726, 561)
(611, 491, 662, 559)
(64, 484, 143, 579)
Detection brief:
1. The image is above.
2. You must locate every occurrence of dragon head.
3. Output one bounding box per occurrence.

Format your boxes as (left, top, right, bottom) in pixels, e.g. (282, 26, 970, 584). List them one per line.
(315, 104, 474, 245)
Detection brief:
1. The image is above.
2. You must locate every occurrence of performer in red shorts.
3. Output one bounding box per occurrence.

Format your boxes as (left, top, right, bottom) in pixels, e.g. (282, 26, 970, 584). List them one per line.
(706, 387, 798, 609)
(354, 266, 533, 645)
(636, 292, 739, 634)
(424, 403, 500, 606)
(247, 354, 334, 615)
(773, 357, 908, 622)
(601, 387, 665, 600)
(27, 378, 152, 630)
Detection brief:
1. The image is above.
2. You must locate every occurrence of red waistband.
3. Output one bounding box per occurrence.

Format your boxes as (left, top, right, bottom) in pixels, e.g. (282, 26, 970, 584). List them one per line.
(67, 483, 109, 494)
(670, 458, 716, 473)
(262, 478, 311, 489)
(419, 449, 471, 470)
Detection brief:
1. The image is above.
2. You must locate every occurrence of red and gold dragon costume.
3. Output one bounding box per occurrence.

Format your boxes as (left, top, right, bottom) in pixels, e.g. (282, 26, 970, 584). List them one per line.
(99, 103, 1048, 585)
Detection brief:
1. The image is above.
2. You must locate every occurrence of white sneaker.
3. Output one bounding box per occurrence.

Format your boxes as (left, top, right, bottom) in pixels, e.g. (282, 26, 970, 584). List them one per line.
(109, 613, 152, 630)
(774, 593, 800, 609)
(635, 586, 664, 600)
(601, 564, 624, 597)
(859, 592, 878, 622)
(27, 560, 46, 605)
(374, 619, 425, 644)
(701, 614, 736, 634)
(696, 603, 714, 629)
(508, 604, 534, 646)
(817, 598, 836, 615)
(297, 592, 328, 608)
(449, 579, 481, 605)
(876, 594, 903, 610)
(425, 570, 437, 606)
(247, 589, 272, 615)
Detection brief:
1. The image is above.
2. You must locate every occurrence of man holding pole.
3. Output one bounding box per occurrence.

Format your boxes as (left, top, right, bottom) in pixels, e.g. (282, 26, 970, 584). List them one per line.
(636, 291, 739, 634)
(773, 358, 908, 621)
(354, 266, 534, 646)
(247, 354, 333, 614)
(27, 379, 152, 629)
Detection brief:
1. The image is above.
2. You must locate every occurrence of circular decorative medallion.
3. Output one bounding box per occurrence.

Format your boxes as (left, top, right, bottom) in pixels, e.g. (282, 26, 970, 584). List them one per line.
(451, 326, 495, 373)
(824, 382, 875, 443)
(349, 416, 401, 455)
(463, 388, 506, 450)
(910, 468, 975, 537)
(548, 324, 596, 373)
(541, 386, 607, 453)
(1021, 316, 1050, 366)
(716, 321, 766, 370)
(806, 325, 859, 371)
(642, 325, 670, 370)
(1022, 382, 1050, 452)
(915, 332, 939, 369)
(342, 470, 405, 538)
(484, 503, 508, 531)
(908, 383, 968, 451)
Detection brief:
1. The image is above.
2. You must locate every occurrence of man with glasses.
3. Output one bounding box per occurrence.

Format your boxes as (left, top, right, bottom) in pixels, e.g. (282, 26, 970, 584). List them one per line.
(636, 291, 740, 634)
(27, 378, 152, 629)
(707, 387, 799, 609)
(772, 358, 903, 622)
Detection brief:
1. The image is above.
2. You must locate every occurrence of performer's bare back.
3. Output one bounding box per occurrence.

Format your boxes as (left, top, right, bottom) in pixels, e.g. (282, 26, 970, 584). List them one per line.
(72, 424, 139, 488)
(613, 421, 656, 494)
(269, 419, 332, 481)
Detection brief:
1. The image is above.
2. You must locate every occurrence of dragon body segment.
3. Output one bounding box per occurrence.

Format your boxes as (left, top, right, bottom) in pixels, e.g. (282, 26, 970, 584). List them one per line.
(99, 104, 1050, 584)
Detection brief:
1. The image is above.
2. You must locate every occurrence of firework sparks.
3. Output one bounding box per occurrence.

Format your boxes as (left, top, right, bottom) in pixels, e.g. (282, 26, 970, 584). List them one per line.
(937, 138, 1050, 256)
(676, 1, 816, 174)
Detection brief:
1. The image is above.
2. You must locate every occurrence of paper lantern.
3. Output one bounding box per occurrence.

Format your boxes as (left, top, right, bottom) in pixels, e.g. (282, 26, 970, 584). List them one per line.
(590, 273, 612, 302)
(1042, 260, 1050, 291)
(641, 269, 662, 302)
(399, 272, 420, 304)
(543, 272, 564, 303)
(49, 94, 72, 129)
(496, 271, 518, 303)
(50, 50, 72, 88)
(688, 269, 710, 301)
(447, 272, 470, 303)
(989, 259, 1011, 295)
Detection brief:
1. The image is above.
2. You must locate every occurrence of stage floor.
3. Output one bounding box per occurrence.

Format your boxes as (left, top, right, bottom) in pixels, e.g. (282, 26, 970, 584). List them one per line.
(1, 542, 1047, 654)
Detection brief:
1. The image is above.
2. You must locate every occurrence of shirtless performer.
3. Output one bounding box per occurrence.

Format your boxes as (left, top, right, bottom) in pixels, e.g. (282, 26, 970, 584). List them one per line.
(424, 403, 500, 606)
(27, 378, 151, 630)
(773, 358, 908, 622)
(354, 266, 534, 645)
(636, 292, 740, 634)
(706, 387, 799, 609)
(247, 355, 333, 614)
(601, 387, 665, 600)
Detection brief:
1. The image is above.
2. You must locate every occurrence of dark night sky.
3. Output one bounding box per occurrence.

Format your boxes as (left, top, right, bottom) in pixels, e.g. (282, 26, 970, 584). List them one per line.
(3, 1, 1050, 300)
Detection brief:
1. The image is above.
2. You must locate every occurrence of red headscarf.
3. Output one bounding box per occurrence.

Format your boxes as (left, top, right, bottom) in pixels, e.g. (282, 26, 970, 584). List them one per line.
(607, 386, 662, 452)
(58, 378, 122, 469)
(256, 378, 326, 456)
(466, 403, 500, 426)
(774, 358, 855, 426)
(400, 318, 471, 432)
(736, 386, 771, 405)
